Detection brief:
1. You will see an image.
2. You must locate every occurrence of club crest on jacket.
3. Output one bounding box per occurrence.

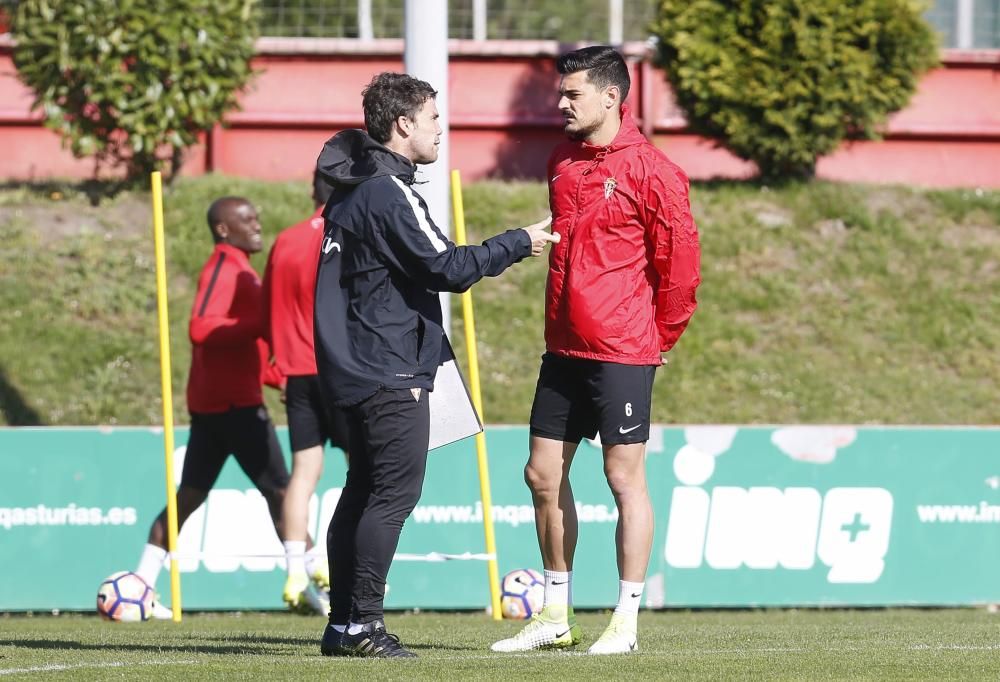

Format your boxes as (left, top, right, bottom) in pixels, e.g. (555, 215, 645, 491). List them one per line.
(604, 177, 617, 200)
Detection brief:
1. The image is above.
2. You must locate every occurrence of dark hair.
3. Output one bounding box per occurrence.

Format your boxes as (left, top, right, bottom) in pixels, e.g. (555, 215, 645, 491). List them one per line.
(312, 168, 333, 207)
(362, 72, 438, 144)
(556, 45, 630, 102)
(206, 196, 249, 242)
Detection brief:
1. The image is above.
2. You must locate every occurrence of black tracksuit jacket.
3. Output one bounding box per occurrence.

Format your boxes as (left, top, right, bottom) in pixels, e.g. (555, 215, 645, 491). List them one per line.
(313, 129, 531, 407)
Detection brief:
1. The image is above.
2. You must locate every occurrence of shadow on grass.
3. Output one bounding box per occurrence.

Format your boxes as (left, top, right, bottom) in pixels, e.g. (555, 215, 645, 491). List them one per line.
(0, 367, 42, 426)
(205, 634, 317, 646)
(198, 633, 483, 652)
(0, 179, 141, 206)
(691, 175, 814, 192)
(1, 639, 294, 656)
(405, 641, 483, 652)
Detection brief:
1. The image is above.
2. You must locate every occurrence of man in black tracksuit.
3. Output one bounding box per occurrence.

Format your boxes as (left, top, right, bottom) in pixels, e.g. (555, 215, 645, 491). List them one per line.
(314, 72, 558, 659)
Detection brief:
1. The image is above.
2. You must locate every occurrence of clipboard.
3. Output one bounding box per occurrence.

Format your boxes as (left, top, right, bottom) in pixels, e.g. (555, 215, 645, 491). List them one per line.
(428, 336, 483, 451)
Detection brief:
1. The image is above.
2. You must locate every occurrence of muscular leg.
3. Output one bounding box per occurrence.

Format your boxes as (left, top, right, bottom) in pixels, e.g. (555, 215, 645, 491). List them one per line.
(602, 442, 653, 582)
(491, 436, 582, 652)
(261, 485, 288, 542)
(524, 436, 579, 571)
(283, 445, 324, 543)
(146, 486, 210, 548)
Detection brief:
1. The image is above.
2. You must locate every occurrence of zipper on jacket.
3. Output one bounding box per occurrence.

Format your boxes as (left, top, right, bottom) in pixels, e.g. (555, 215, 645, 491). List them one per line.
(570, 147, 609, 232)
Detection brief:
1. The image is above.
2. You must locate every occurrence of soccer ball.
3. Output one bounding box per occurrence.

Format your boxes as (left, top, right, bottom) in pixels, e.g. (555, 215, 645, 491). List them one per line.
(96, 571, 154, 622)
(500, 568, 543, 620)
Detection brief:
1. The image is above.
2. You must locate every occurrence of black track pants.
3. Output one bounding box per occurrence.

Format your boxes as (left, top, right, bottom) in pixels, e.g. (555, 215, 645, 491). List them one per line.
(327, 387, 430, 624)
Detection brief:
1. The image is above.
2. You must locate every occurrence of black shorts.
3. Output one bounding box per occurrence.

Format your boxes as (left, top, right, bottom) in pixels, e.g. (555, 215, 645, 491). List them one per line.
(529, 353, 656, 445)
(181, 405, 290, 495)
(285, 374, 350, 453)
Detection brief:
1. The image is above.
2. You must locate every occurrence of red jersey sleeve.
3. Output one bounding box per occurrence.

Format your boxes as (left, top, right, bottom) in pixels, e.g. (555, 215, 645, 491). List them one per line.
(644, 165, 701, 352)
(260, 244, 276, 349)
(189, 253, 263, 347)
(257, 339, 285, 389)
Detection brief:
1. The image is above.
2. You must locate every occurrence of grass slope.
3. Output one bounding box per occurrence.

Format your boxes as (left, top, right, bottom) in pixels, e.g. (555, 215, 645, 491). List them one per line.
(1, 610, 998, 680)
(0, 178, 997, 426)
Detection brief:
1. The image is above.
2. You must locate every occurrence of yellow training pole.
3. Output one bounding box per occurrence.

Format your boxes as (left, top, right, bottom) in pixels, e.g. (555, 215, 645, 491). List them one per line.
(150, 171, 182, 622)
(450, 169, 503, 621)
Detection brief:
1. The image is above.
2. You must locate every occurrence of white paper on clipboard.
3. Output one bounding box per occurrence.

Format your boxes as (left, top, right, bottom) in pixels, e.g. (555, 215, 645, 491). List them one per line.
(428, 336, 483, 451)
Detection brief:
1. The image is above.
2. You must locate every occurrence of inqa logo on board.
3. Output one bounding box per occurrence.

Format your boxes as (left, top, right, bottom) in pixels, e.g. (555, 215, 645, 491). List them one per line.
(663, 427, 893, 584)
(168, 446, 341, 573)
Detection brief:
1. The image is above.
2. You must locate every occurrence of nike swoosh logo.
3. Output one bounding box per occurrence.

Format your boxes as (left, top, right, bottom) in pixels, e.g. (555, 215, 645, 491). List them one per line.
(630, 592, 641, 598)
(619, 424, 642, 434)
(551, 580, 567, 585)
(555, 628, 571, 638)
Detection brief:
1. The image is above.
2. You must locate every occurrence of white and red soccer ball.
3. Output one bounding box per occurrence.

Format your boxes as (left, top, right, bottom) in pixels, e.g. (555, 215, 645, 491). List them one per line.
(500, 568, 543, 620)
(96, 571, 154, 622)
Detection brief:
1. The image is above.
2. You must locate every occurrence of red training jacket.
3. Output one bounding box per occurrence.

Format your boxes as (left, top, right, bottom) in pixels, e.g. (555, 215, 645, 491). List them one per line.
(187, 243, 282, 413)
(262, 207, 324, 377)
(545, 106, 701, 364)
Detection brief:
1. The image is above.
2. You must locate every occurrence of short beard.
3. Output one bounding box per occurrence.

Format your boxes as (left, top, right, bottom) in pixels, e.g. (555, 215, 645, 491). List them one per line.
(564, 117, 601, 142)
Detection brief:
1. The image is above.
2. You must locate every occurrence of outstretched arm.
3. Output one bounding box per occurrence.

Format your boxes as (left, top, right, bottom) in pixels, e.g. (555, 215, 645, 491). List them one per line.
(377, 177, 554, 292)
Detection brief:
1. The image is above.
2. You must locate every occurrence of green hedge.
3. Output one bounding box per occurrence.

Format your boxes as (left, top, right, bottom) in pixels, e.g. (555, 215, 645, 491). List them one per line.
(13, 0, 258, 181)
(652, 0, 938, 179)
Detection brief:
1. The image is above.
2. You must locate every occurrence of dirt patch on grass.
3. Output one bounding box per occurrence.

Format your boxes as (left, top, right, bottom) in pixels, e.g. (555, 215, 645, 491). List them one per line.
(814, 218, 849, 243)
(744, 200, 794, 229)
(939, 224, 1000, 249)
(738, 244, 800, 273)
(0, 194, 151, 240)
(863, 186, 935, 219)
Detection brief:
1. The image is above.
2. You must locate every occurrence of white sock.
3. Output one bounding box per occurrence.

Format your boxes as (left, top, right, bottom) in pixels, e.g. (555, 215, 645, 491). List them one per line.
(332, 624, 346, 633)
(304, 544, 325, 575)
(284, 540, 307, 576)
(543, 569, 572, 610)
(347, 622, 365, 635)
(135, 543, 168, 589)
(614, 580, 644, 618)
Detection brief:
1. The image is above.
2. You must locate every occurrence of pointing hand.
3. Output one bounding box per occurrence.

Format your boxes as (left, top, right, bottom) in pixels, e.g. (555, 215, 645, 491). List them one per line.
(521, 215, 560, 256)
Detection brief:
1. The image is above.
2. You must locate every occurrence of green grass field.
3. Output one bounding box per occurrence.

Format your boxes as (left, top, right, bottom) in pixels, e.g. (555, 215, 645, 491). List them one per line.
(1, 610, 997, 680)
(1, 177, 998, 427)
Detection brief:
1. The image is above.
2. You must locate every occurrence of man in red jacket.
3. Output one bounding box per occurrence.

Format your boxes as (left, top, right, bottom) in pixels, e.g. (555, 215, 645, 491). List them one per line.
(492, 46, 700, 655)
(262, 172, 351, 614)
(134, 196, 291, 618)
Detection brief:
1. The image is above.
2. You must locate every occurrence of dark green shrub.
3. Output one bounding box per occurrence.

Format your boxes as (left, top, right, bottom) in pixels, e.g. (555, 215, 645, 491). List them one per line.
(13, 0, 258, 181)
(652, 0, 938, 179)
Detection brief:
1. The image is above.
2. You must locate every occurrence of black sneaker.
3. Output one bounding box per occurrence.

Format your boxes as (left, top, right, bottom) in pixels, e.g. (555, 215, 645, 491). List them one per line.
(337, 619, 417, 658)
(320, 623, 344, 656)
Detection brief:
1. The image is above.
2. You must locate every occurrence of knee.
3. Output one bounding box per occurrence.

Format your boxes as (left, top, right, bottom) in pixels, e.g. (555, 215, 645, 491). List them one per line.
(603, 465, 644, 499)
(393, 487, 424, 520)
(367, 484, 423, 524)
(524, 461, 560, 499)
(264, 486, 287, 511)
(175, 489, 208, 522)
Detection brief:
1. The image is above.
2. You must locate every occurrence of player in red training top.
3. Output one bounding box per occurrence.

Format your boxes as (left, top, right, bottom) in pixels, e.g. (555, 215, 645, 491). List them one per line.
(492, 46, 700, 655)
(134, 196, 291, 618)
(262, 171, 351, 614)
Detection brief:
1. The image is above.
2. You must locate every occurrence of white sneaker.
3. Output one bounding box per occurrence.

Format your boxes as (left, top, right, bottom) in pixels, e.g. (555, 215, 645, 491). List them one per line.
(149, 597, 173, 620)
(283, 573, 310, 609)
(302, 583, 330, 616)
(587, 613, 638, 655)
(306, 557, 330, 591)
(284, 574, 329, 615)
(491, 606, 581, 652)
